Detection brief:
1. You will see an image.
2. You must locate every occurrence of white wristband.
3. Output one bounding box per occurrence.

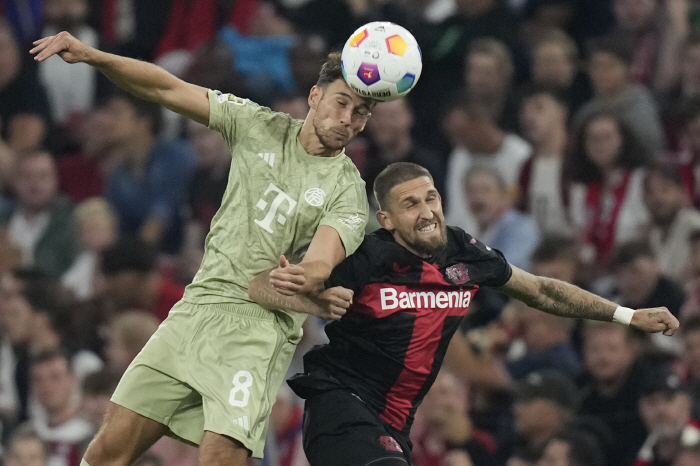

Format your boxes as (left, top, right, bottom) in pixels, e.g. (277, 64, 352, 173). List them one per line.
(613, 306, 635, 326)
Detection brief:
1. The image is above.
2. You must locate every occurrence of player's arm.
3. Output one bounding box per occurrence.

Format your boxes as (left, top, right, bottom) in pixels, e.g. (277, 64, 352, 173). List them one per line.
(269, 225, 347, 296)
(30, 32, 210, 125)
(497, 265, 680, 335)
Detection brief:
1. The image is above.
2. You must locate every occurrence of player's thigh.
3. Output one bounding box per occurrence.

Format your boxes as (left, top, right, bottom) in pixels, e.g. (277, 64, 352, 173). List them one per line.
(197, 431, 250, 466)
(303, 390, 411, 466)
(85, 402, 168, 465)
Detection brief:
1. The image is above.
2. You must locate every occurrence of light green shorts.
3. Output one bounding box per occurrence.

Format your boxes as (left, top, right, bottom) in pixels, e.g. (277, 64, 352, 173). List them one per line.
(111, 300, 302, 458)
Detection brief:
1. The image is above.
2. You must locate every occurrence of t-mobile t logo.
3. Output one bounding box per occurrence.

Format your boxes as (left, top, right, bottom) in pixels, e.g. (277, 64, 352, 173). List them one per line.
(254, 183, 298, 233)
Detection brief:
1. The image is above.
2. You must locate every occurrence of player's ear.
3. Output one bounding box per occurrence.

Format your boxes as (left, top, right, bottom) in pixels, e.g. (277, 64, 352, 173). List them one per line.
(309, 85, 322, 110)
(377, 209, 394, 230)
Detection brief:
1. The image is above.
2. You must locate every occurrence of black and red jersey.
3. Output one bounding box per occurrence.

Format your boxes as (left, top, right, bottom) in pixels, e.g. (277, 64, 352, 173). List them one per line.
(288, 227, 512, 435)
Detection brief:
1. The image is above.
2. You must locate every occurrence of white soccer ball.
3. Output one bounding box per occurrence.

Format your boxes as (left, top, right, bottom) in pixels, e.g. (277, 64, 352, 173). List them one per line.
(341, 22, 422, 102)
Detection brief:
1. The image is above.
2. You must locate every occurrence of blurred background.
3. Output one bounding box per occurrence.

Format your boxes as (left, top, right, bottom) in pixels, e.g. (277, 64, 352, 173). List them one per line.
(5, 0, 700, 465)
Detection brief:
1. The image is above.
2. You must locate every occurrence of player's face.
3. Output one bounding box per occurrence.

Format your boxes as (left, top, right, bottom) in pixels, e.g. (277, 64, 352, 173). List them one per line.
(310, 79, 373, 151)
(379, 176, 448, 257)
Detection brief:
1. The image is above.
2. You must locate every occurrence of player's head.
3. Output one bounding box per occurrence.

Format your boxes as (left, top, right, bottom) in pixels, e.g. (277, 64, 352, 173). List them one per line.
(374, 162, 447, 257)
(308, 52, 375, 151)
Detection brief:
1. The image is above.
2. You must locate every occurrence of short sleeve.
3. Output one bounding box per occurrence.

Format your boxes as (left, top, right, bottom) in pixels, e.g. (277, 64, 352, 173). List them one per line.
(319, 177, 369, 257)
(326, 237, 375, 295)
(207, 89, 262, 147)
(455, 229, 512, 288)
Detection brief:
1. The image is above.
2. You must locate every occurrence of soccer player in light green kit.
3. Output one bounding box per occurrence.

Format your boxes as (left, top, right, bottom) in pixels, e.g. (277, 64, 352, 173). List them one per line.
(31, 32, 371, 466)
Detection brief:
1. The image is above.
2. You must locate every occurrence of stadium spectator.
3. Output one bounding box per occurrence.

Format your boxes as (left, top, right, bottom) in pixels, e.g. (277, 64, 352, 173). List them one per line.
(517, 86, 572, 235)
(104, 311, 159, 375)
(662, 34, 700, 138)
(644, 164, 700, 283)
(674, 444, 700, 466)
(80, 369, 120, 432)
(462, 166, 540, 271)
(29, 349, 92, 466)
(681, 316, 700, 418)
(536, 429, 604, 466)
(566, 111, 650, 266)
(636, 371, 698, 466)
(444, 95, 531, 233)
(271, 93, 309, 120)
(6, 425, 47, 466)
(102, 92, 196, 253)
(62, 198, 117, 301)
(98, 239, 185, 322)
(0, 151, 79, 277)
(510, 370, 579, 464)
(0, 19, 52, 152)
(574, 35, 665, 154)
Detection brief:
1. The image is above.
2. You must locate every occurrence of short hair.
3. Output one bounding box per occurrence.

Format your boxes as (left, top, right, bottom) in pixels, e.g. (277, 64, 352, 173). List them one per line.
(610, 240, 656, 269)
(463, 165, 508, 192)
(30, 348, 71, 371)
(108, 91, 163, 136)
(467, 37, 515, 84)
(373, 162, 434, 210)
(550, 429, 604, 466)
(534, 29, 579, 64)
(520, 83, 569, 109)
(530, 236, 577, 265)
(586, 34, 635, 65)
(7, 423, 45, 456)
(82, 369, 121, 397)
(100, 238, 157, 275)
(74, 197, 117, 227)
(110, 311, 159, 356)
(316, 51, 343, 88)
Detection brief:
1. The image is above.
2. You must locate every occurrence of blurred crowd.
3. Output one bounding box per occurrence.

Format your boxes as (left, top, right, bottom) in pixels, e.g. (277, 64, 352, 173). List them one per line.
(6, 0, 700, 465)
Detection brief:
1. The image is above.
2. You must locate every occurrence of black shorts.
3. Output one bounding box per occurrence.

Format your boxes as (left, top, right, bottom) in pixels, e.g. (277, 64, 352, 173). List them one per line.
(302, 389, 412, 466)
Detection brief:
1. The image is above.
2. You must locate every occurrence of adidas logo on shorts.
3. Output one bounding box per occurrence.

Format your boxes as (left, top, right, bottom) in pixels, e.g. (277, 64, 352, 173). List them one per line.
(232, 416, 249, 430)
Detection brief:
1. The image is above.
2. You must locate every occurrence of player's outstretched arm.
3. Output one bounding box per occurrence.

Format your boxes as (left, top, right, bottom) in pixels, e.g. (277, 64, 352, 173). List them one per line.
(249, 268, 352, 321)
(498, 266, 680, 335)
(30, 32, 209, 125)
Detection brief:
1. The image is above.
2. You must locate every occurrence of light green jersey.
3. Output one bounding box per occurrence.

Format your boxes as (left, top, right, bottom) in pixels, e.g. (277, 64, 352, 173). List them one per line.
(182, 90, 368, 327)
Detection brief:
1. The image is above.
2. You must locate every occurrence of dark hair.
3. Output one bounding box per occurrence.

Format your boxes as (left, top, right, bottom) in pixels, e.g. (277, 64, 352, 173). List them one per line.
(100, 237, 157, 275)
(610, 240, 655, 269)
(644, 163, 684, 189)
(586, 34, 635, 65)
(520, 83, 569, 110)
(82, 369, 121, 397)
(689, 229, 700, 246)
(564, 110, 651, 183)
(530, 236, 577, 265)
(683, 315, 700, 334)
(678, 97, 700, 128)
(373, 162, 434, 210)
(108, 91, 163, 136)
(316, 51, 343, 88)
(550, 429, 604, 466)
(30, 348, 70, 370)
(7, 423, 45, 453)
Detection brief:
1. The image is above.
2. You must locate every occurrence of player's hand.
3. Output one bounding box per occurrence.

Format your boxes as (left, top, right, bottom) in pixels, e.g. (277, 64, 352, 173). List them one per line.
(269, 255, 306, 296)
(630, 307, 680, 336)
(312, 287, 353, 321)
(30, 31, 93, 64)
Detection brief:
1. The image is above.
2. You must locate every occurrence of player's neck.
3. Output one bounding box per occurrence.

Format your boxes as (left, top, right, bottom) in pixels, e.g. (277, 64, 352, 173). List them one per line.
(298, 122, 342, 158)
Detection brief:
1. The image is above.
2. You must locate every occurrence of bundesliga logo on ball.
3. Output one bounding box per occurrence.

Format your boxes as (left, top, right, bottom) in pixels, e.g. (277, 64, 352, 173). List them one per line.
(341, 22, 422, 102)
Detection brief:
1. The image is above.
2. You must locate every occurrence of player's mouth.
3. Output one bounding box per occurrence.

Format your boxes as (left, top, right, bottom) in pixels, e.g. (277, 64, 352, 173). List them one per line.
(416, 223, 437, 233)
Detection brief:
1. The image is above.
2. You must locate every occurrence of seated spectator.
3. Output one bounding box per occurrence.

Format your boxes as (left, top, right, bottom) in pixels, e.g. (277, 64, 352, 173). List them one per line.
(0, 151, 79, 277)
(637, 371, 698, 466)
(517, 86, 572, 235)
(611, 241, 686, 318)
(6, 424, 47, 466)
(675, 99, 700, 205)
(102, 92, 196, 254)
(62, 198, 118, 301)
(505, 237, 581, 380)
(104, 311, 159, 375)
(80, 369, 120, 432)
(98, 239, 185, 322)
(412, 369, 498, 466)
(463, 167, 540, 270)
(29, 349, 93, 466)
(578, 322, 658, 466)
(510, 370, 579, 464)
(674, 443, 700, 466)
(0, 19, 52, 152)
(662, 34, 700, 147)
(444, 96, 531, 233)
(528, 30, 592, 116)
(38, 0, 98, 127)
(537, 429, 604, 466)
(361, 98, 446, 201)
(464, 38, 520, 133)
(681, 316, 700, 418)
(574, 35, 665, 154)
(566, 111, 650, 267)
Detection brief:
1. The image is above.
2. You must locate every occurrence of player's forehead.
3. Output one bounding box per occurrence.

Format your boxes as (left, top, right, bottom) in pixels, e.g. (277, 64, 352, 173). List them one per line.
(391, 176, 437, 202)
(327, 79, 375, 109)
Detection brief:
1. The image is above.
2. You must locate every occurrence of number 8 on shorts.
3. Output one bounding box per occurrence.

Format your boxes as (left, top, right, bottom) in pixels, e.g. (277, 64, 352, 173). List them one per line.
(229, 370, 254, 407)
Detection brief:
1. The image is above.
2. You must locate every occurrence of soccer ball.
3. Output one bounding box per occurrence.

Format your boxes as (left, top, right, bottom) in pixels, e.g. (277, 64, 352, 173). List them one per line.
(341, 22, 422, 102)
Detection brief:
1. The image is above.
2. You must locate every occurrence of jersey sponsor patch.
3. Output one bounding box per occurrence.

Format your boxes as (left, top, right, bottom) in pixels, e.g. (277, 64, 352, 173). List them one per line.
(338, 213, 364, 231)
(379, 287, 472, 310)
(216, 92, 246, 105)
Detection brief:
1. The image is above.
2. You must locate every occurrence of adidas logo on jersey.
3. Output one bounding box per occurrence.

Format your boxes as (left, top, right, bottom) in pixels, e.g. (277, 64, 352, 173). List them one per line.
(257, 153, 275, 167)
(232, 416, 249, 430)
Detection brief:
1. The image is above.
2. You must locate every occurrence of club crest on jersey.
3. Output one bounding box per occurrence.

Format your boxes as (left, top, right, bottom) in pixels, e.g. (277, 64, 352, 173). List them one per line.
(446, 263, 470, 285)
(304, 188, 326, 207)
(378, 436, 403, 452)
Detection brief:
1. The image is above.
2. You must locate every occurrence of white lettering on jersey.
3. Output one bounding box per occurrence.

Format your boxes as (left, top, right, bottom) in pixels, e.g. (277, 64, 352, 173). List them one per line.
(339, 213, 364, 231)
(257, 153, 275, 167)
(254, 183, 298, 233)
(380, 288, 472, 310)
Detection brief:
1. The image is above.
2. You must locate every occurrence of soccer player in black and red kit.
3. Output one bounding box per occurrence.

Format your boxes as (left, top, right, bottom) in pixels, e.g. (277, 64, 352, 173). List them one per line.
(249, 162, 679, 466)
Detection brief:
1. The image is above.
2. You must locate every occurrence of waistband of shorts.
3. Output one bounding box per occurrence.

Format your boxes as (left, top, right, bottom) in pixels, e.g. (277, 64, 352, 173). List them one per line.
(203, 302, 276, 321)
